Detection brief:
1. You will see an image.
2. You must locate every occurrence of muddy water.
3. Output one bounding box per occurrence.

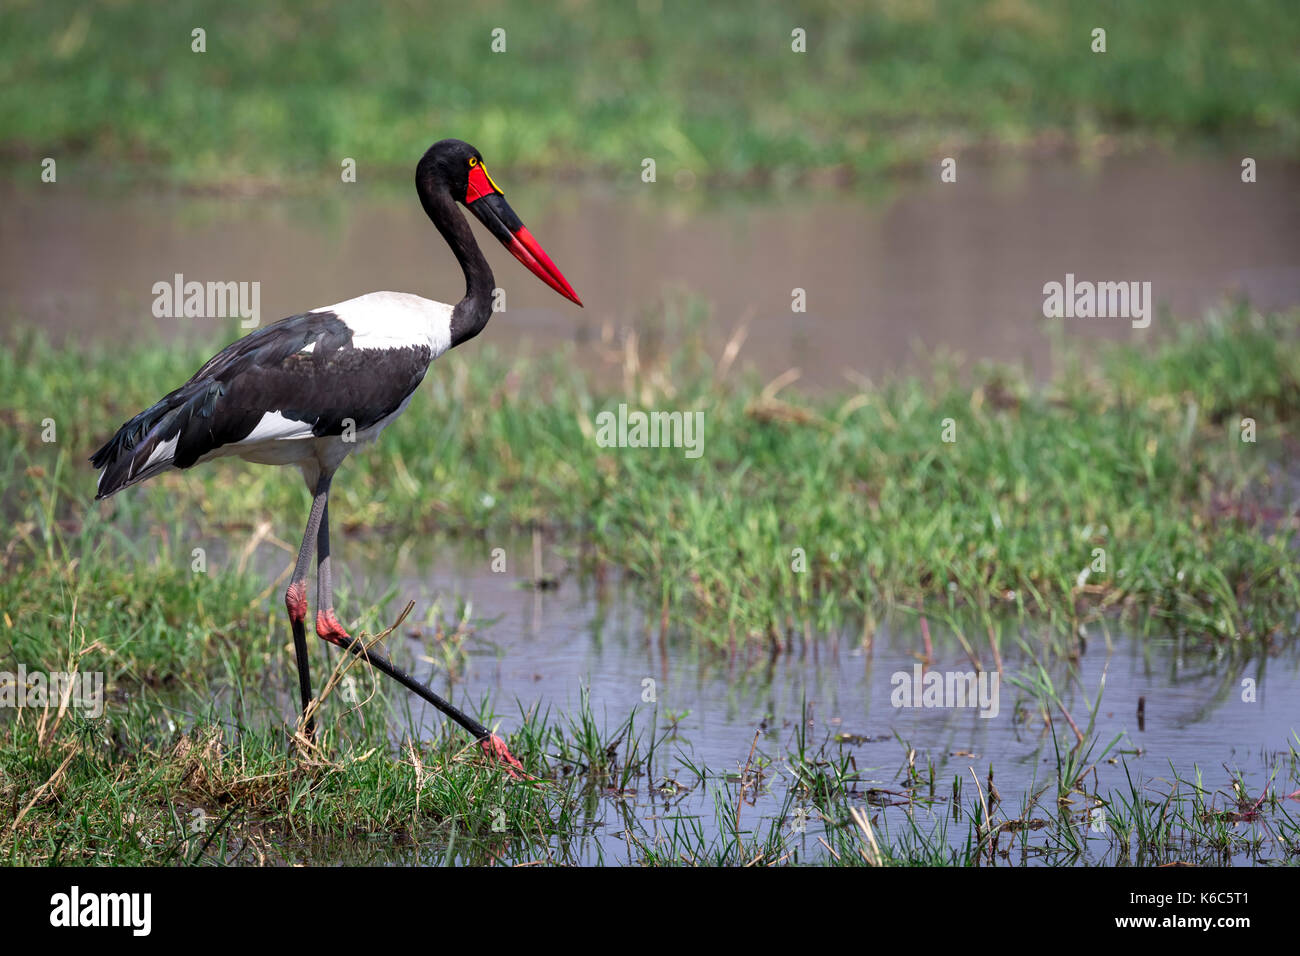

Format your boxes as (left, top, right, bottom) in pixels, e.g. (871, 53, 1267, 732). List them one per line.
(198, 529, 1298, 866)
(4, 154, 1299, 388)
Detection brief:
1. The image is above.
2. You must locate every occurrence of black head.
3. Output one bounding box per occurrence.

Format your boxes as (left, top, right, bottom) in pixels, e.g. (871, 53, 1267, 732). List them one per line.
(416, 139, 486, 206)
(414, 138, 582, 306)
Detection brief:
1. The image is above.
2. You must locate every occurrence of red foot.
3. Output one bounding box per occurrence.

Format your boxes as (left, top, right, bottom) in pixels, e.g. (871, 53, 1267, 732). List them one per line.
(315, 609, 351, 646)
(285, 581, 308, 623)
(479, 734, 528, 778)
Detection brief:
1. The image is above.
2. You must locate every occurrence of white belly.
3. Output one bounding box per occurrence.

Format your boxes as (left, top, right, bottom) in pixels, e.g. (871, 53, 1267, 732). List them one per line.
(213, 391, 416, 473)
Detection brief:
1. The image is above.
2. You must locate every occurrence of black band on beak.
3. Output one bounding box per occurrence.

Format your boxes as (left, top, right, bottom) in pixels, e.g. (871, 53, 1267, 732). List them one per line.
(465, 188, 582, 306)
(466, 192, 522, 245)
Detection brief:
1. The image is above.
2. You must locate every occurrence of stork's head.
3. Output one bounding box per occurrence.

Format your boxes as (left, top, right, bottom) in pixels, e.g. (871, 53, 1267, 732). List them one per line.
(417, 138, 582, 306)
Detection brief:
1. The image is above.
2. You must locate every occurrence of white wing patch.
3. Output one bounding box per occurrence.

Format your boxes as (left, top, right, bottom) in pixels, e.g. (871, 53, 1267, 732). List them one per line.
(143, 435, 179, 470)
(241, 410, 316, 444)
(315, 291, 454, 358)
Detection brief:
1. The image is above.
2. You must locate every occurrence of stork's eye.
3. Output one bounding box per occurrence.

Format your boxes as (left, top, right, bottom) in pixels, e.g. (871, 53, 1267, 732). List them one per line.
(464, 157, 502, 203)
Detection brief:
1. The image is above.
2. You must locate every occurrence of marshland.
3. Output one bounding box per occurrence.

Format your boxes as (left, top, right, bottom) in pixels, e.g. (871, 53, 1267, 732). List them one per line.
(1, 0, 1298, 867)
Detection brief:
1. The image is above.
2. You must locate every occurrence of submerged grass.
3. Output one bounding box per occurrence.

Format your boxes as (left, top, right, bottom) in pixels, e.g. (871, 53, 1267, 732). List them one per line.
(8, 660, 1293, 866)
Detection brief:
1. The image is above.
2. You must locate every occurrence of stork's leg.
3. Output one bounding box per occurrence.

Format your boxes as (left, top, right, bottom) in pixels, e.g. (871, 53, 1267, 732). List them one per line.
(286, 470, 333, 740)
(314, 499, 343, 641)
(311, 487, 525, 777)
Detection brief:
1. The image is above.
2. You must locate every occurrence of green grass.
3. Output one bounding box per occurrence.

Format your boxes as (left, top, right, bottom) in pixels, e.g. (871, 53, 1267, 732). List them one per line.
(3, 302, 1298, 650)
(2, 0, 1297, 187)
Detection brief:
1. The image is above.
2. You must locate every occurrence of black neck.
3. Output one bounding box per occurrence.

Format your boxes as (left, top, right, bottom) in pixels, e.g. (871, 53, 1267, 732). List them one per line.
(418, 182, 494, 348)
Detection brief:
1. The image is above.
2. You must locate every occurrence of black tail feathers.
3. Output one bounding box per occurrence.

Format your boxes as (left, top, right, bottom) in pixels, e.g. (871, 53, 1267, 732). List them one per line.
(90, 384, 210, 498)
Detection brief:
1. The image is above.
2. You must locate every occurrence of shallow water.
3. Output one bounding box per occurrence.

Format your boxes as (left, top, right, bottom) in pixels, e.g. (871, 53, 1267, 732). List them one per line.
(4, 153, 1299, 388)
(12, 152, 1299, 863)
(196, 528, 1299, 866)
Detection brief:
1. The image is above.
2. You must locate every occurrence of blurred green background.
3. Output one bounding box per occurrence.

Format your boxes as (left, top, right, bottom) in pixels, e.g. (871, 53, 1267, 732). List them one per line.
(1, 0, 1296, 187)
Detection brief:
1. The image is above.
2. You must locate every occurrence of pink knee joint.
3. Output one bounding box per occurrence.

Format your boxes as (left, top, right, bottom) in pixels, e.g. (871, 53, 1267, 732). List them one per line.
(285, 581, 308, 624)
(315, 609, 350, 646)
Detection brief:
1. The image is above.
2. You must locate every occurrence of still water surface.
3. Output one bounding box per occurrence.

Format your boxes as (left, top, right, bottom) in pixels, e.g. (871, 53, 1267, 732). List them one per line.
(4, 153, 1299, 388)
(189, 531, 1298, 866)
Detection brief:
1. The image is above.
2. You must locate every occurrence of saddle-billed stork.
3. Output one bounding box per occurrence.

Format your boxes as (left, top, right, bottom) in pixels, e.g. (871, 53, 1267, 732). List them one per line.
(91, 139, 581, 773)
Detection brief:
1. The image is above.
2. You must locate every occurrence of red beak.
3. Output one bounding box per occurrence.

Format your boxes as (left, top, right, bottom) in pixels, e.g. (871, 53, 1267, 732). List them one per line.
(505, 226, 583, 306)
(466, 184, 583, 307)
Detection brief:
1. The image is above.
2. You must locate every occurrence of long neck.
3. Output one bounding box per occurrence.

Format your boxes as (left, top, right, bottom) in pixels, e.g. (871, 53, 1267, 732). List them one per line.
(418, 184, 494, 348)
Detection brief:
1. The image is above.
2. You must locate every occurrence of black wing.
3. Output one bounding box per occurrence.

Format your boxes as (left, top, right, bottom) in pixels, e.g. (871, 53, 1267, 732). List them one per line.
(91, 310, 431, 498)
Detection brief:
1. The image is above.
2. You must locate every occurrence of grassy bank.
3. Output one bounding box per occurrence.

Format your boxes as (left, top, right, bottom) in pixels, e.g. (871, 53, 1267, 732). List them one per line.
(2, 0, 1297, 187)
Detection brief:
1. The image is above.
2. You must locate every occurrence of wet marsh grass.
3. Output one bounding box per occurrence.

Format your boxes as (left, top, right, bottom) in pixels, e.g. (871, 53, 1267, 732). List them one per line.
(1, 304, 1298, 865)
(2, 636, 1297, 865)
(3, 302, 1298, 650)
